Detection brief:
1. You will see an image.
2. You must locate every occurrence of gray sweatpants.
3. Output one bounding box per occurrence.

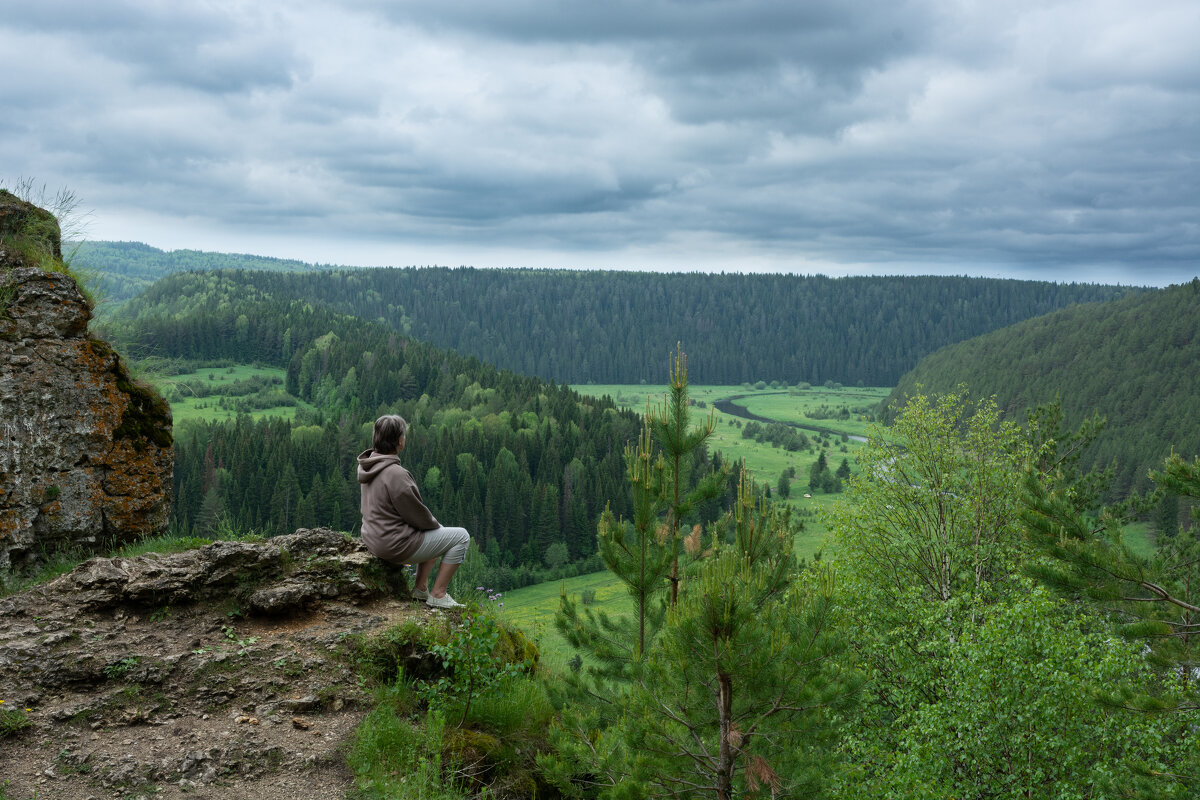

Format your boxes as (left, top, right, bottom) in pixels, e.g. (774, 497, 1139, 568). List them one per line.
(407, 526, 471, 565)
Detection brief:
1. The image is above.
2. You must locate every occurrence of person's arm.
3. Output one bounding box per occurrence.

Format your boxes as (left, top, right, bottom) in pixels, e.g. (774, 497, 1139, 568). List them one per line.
(389, 470, 440, 530)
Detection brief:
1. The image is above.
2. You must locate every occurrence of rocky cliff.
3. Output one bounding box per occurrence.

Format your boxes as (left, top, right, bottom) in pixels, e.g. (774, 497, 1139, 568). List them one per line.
(0, 191, 173, 572)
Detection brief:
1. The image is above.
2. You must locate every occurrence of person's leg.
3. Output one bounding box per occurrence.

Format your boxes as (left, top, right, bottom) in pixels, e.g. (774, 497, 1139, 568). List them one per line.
(429, 527, 470, 598)
(413, 559, 435, 593)
(430, 561, 461, 598)
(405, 527, 472, 599)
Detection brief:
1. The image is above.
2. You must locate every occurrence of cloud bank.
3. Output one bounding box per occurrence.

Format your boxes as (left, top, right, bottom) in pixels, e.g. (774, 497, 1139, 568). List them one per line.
(3, 0, 1197, 284)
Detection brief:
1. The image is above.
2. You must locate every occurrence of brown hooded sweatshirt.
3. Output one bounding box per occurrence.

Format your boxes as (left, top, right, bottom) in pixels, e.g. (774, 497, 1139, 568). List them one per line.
(357, 449, 440, 564)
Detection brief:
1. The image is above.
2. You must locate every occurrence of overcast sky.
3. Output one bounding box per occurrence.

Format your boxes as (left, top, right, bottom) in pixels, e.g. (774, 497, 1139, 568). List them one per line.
(3, 0, 1197, 285)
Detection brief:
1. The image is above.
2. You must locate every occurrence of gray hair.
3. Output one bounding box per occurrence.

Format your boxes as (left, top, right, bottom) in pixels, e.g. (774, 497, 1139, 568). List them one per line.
(372, 415, 408, 454)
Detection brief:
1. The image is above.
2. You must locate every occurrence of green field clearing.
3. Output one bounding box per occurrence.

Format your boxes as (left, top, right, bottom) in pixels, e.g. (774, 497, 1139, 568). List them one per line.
(1122, 522, 1157, 560)
(149, 365, 313, 424)
(577, 383, 883, 520)
(729, 386, 891, 438)
(496, 572, 637, 671)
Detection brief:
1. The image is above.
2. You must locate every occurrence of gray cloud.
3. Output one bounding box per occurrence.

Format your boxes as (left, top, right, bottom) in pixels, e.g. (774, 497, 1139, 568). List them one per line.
(1, 0, 1197, 284)
(6, 1, 305, 92)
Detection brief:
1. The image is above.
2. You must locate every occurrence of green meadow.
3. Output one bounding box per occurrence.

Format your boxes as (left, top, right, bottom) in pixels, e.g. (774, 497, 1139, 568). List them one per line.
(729, 385, 891, 438)
(578, 383, 886, 513)
(149, 365, 313, 424)
(496, 572, 637, 672)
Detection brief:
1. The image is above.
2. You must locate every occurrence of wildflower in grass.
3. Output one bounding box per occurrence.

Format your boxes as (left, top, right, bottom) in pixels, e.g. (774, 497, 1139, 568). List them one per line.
(468, 585, 507, 611)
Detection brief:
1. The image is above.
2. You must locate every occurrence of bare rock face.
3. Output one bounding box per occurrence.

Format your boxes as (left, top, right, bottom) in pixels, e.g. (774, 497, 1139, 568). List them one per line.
(1, 195, 173, 572)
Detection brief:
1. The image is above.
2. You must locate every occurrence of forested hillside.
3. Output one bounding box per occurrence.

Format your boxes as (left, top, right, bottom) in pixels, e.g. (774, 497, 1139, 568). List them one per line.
(890, 279, 1200, 496)
(100, 272, 734, 591)
(93, 249, 1136, 384)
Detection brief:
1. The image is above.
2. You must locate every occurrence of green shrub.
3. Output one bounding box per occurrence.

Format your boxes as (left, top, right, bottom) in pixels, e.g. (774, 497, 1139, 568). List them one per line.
(103, 657, 140, 680)
(342, 619, 449, 686)
(0, 707, 31, 738)
(417, 612, 529, 727)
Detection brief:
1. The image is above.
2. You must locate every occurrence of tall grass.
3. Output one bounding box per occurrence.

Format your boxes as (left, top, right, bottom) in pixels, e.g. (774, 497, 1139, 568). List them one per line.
(348, 699, 463, 800)
(0, 179, 99, 305)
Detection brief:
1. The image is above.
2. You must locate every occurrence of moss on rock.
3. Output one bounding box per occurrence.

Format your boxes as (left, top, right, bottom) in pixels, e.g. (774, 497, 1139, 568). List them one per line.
(495, 621, 540, 671)
(0, 189, 62, 264)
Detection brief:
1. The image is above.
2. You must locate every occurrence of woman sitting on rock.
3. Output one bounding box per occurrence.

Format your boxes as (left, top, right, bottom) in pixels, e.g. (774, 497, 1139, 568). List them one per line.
(358, 414, 469, 609)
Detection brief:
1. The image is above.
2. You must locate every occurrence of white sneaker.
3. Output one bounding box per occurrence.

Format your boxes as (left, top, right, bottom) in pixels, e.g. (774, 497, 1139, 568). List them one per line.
(412, 587, 429, 601)
(426, 593, 464, 609)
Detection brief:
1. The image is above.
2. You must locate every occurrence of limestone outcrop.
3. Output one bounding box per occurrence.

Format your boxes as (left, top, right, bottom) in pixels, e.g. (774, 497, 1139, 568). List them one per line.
(1, 192, 173, 571)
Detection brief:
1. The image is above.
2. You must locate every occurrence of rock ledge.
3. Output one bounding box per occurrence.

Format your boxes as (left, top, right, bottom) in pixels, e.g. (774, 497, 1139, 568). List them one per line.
(0, 528, 444, 800)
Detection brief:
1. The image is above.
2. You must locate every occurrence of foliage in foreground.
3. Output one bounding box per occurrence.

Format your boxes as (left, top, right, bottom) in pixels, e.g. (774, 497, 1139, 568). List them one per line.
(828, 389, 1198, 798)
(550, 348, 859, 799)
(345, 611, 552, 800)
(1024, 451, 1200, 796)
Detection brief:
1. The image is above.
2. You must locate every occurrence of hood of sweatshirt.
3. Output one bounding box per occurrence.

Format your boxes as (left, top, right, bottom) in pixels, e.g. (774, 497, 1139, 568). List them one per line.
(357, 449, 401, 485)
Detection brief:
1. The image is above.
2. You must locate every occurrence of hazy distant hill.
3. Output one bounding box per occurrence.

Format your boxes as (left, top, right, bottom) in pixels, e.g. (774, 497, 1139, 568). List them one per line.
(106, 258, 1138, 386)
(72, 241, 330, 305)
(889, 279, 1200, 495)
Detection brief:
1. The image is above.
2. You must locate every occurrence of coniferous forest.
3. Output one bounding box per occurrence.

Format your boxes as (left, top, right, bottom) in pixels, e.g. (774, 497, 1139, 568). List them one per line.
(75, 240, 332, 304)
(83, 245, 1135, 385)
(890, 279, 1200, 496)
